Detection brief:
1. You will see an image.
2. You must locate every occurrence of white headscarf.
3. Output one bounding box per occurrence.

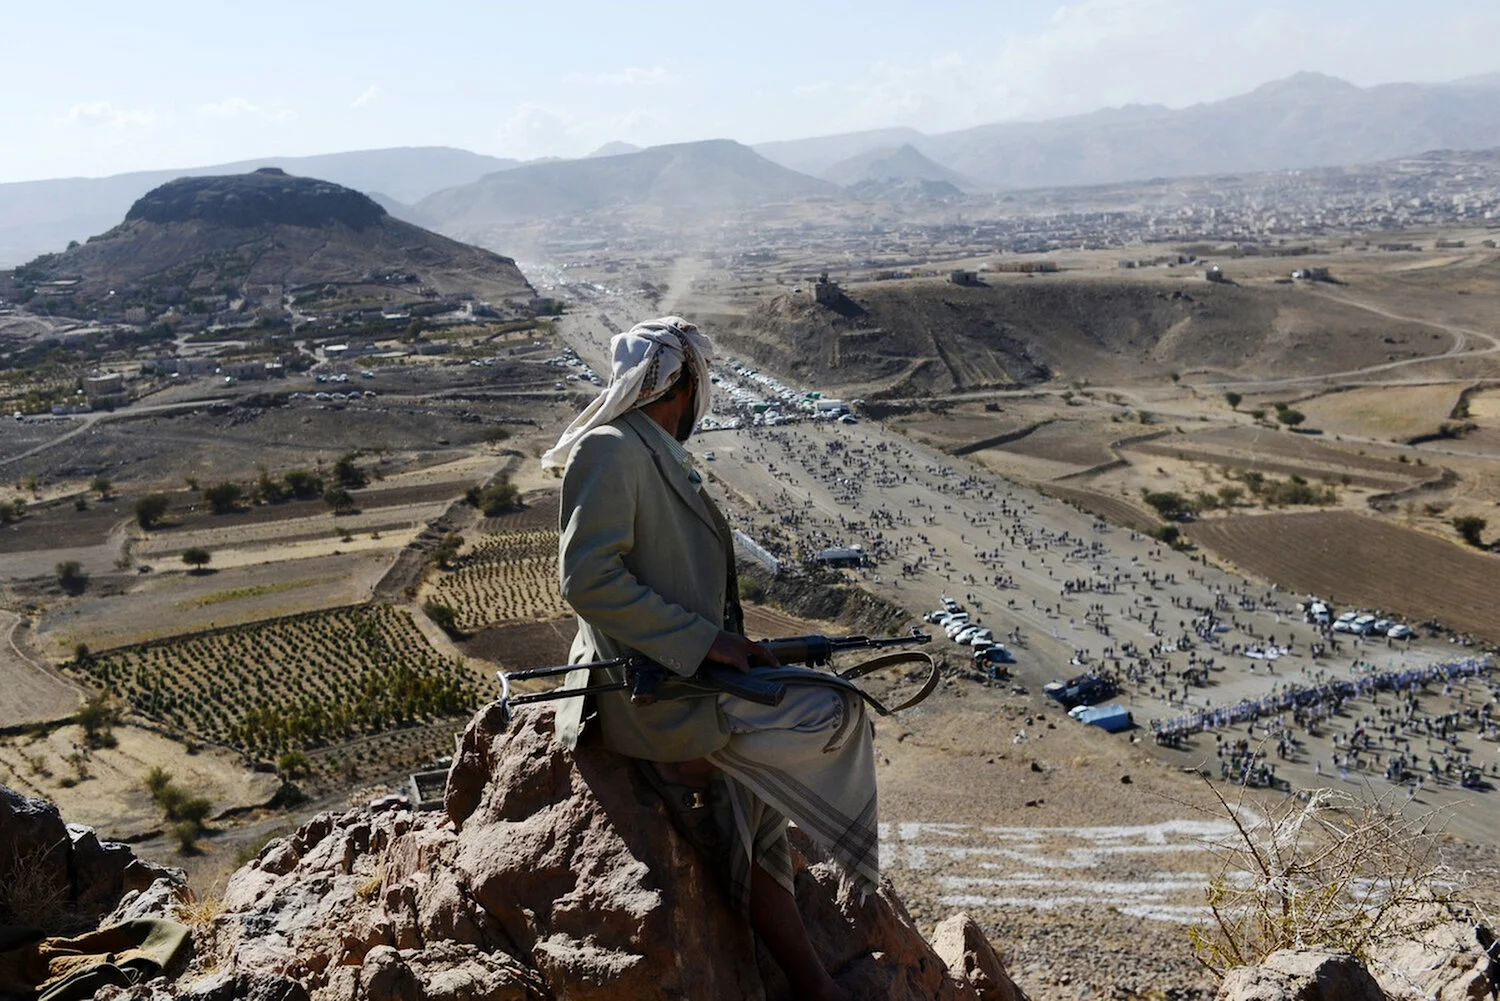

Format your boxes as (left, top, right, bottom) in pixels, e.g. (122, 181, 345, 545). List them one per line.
(541, 316, 713, 470)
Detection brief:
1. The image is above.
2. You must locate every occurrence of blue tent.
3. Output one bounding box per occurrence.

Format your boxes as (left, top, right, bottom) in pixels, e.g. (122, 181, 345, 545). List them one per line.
(1074, 704, 1133, 733)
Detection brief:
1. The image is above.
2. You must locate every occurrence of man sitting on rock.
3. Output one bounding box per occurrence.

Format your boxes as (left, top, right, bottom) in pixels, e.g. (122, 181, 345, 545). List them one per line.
(543, 317, 874, 1001)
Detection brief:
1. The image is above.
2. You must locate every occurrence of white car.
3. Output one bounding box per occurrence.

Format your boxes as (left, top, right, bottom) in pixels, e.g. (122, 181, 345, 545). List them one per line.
(942, 597, 962, 613)
(1335, 611, 1359, 624)
(945, 618, 974, 638)
(1387, 624, 1414, 640)
(953, 625, 982, 644)
(967, 629, 995, 646)
(923, 609, 949, 624)
(1352, 615, 1378, 635)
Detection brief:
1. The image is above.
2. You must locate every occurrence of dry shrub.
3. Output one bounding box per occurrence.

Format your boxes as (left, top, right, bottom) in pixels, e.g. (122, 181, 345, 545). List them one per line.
(1189, 783, 1457, 979)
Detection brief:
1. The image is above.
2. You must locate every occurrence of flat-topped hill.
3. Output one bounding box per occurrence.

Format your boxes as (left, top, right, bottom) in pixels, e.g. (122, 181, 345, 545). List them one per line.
(124, 168, 388, 230)
(14, 169, 533, 317)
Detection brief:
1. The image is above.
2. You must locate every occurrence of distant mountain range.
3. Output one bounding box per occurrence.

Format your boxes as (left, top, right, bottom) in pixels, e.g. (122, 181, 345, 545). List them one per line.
(753, 72, 1500, 188)
(6, 71, 1500, 265)
(413, 139, 840, 237)
(13, 169, 532, 317)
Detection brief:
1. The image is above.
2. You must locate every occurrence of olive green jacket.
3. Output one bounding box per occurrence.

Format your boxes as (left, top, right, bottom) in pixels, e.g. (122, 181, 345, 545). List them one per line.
(554, 409, 739, 761)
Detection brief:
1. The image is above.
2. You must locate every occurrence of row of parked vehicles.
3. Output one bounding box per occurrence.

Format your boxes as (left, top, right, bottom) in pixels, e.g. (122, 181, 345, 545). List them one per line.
(1302, 600, 1414, 639)
(923, 597, 1015, 672)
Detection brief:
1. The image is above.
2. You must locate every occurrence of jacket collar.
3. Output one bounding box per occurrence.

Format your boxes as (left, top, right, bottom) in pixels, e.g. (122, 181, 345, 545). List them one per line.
(620, 410, 720, 538)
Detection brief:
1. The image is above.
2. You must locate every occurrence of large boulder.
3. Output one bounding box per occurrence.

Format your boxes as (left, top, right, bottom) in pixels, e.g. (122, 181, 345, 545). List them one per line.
(1217, 949, 1386, 1001)
(0, 784, 184, 930)
(1365, 903, 1499, 1001)
(202, 703, 1007, 1000)
(931, 912, 1029, 1001)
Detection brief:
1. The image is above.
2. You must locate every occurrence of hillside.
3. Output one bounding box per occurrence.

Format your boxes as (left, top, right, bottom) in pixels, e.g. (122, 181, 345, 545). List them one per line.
(416, 139, 841, 234)
(0, 146, 517, 267)
(719, 276, 1446, 395)
(11, 169, 533, 318)
(822, 143, 974, 190)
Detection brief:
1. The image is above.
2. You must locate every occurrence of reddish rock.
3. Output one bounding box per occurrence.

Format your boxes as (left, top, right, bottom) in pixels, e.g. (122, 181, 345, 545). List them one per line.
(196, 703, 1005, 1000)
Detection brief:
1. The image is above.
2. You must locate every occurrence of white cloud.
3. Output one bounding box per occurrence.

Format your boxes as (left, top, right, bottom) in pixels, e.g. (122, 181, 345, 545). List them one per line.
(198, 97, 295, 122)
(351, 85, 381, 109)
(564, 65, 672, 87)
(56, 101, 157, 128)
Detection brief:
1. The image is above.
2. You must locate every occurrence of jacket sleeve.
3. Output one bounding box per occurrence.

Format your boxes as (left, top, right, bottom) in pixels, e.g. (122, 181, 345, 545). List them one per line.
(559, 429, 721, 676)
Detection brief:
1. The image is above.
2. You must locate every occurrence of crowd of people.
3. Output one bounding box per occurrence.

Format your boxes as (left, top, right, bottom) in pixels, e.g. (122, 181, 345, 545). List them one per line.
(702, 415, 1498, 799)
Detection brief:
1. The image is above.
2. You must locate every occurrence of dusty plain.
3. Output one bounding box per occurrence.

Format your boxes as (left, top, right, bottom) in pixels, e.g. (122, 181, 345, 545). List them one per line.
(4, 232, 1500, 1000)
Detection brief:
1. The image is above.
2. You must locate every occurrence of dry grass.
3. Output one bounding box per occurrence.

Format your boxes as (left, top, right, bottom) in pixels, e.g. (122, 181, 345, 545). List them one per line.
(0, 842, 71, 931)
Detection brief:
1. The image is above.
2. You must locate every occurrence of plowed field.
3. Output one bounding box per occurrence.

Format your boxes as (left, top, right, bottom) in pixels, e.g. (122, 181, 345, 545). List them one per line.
(1187, 511, 1500, 640)
(1040, 484, 1162, 535)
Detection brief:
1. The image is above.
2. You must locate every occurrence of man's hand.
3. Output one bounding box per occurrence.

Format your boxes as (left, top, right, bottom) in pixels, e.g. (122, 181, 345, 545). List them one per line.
(705, 631, 781, 674)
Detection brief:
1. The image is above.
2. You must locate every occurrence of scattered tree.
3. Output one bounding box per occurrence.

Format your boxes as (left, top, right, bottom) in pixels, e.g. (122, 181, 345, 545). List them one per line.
(432, 532, 464, 569)
(332, 453, 367, 490)
(323, 486, 355, 514)
(276, 750, 310, 781)
(1224, 391, 1242, 410)
(423, 600, 460, 636)
(283, 470, 323, 499)
(255, 467, 289, 504)
(90, 475, 112, 499)
(1156, 525, 1181, 546)
(1276, 408, 1306, 427)
(203, 481, 243, 514)
(77, 692, 120, 749)
(73, 495, 88, 511)
(1452, 515, 1487, 548)
(56, 560, 88, 595)
(1142, 490, 1190, 521)
(181, 547, 212, 571)
(135, 494, 171, 529)
(468, 477, 519, 516)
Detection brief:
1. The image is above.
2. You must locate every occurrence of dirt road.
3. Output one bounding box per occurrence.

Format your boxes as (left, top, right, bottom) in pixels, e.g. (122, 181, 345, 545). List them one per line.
(0, 609, 81, 726)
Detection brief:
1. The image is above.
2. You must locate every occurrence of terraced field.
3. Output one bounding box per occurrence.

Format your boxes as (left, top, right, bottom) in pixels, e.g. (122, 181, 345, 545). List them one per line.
(429, 529, 568, 630)
(70, 605, 486, 758)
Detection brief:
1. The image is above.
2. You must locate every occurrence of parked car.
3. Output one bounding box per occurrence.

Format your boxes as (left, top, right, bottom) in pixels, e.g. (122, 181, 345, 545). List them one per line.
(1044, 673, 1118, 709)
(945, 618, 975, 639)
(953, 625, 982, 644)
(966, 629, 995, 646)
(974, 645, 1013, 665)
(942, 597, 962, 613)
(1387, 624, 1414, 640)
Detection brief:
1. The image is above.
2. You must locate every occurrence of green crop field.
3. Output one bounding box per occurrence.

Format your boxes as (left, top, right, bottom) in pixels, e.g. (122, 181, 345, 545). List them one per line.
(73, 605, 486, 758)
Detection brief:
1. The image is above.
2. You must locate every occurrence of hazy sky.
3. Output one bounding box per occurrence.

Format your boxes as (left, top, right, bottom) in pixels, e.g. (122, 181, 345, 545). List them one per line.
(4, 0, 1498, 183)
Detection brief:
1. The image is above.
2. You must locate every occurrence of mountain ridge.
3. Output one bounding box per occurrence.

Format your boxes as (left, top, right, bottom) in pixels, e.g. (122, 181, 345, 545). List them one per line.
(415, 138, 841, 238)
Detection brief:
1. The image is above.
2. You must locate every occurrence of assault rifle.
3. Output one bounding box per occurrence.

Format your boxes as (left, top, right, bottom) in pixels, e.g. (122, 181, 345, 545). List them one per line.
(498, 628, 933, 718)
